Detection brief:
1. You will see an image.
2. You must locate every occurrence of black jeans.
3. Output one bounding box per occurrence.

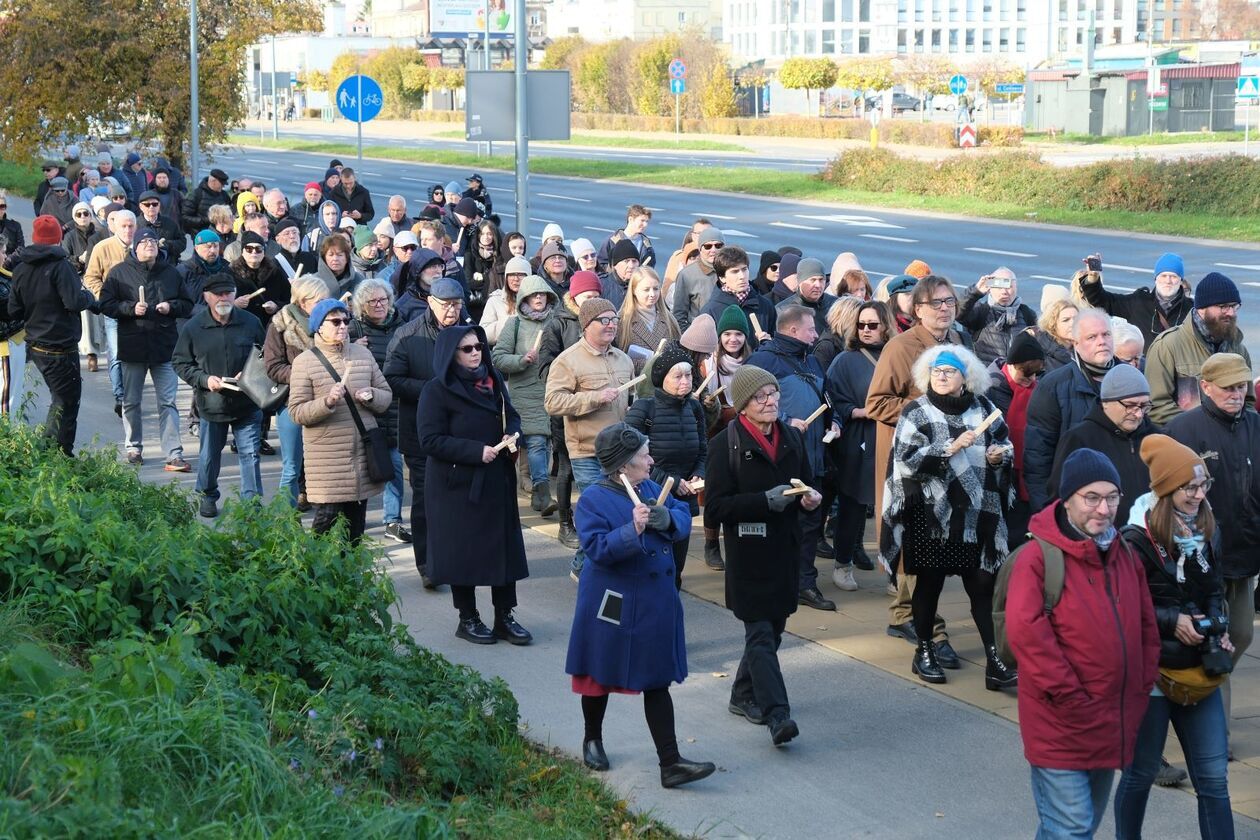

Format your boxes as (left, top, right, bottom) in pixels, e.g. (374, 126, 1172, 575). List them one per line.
(797, 506, 823, 591)
(671, 536, 689, 590)
(732, 617, 790, 722)
(311, 500, 368, 544)
(551, 416, 573, 517)
(451, 582, 517, 620)
(831, 492, 868, 566)
(1006, 499, 1032, 550)
(912, 568, 996, 649)
(404, 453, 428, 573)
(30, 348, 81, 456)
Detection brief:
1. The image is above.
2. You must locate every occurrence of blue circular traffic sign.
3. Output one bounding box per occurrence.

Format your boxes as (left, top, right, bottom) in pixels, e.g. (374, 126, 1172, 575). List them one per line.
(668, 59, 687, 80)
(335, 74, 384, 123)
(948, 74, 968, 96)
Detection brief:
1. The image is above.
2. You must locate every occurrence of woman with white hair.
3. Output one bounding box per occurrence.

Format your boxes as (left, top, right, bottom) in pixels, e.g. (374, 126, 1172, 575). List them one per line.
(880, 344, 1017, 689)
(1111, 316, 1145, 368)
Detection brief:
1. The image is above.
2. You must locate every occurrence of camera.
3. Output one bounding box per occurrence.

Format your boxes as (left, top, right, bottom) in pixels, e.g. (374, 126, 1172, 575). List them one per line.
(1193, 615, 1234, 676)
(988, 276, 1011, 289)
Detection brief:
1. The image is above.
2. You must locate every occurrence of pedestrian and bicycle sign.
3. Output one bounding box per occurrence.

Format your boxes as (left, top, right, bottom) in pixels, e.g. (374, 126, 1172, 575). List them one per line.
(669, 58, 687, 80)
(949, 74, 968, 95)
(335, 74, 383, 123)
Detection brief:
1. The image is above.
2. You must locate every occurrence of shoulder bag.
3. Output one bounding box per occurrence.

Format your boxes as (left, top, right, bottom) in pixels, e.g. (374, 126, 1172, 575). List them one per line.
(311, 347, 394, 483)
(237, 345, 289, 413)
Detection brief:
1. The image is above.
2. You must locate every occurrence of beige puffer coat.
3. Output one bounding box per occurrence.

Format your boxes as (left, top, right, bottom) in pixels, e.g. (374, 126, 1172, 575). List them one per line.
(288, 337, 393, 504)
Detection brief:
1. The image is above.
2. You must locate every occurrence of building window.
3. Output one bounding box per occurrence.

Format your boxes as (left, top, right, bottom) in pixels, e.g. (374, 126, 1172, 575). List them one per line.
(983, 28, 992, 49)
(1017, 27, 1026, 50)
(823, 0, 836, 22)
(859, 30, 871, 50)
(949, 28, 959, 49)
(950, 0, 960, 21)
(859, 0, 870, 22)
(966, 28, 976, 50)
(1059, 0, 1067, 21)
(933, 1, 942, 21)
(999, 27, 1009, 48)
(841, 29, 855, 52)
(983, 0, 993, 21)
(1016, 0, 1026, 20)
(678, 11, 686, 23)
(914, 28, 925, 49)
(898, 0, 908, 21)
(843, 0, 855, 19)
(898, 29, 908, 51)
(915, 0, 924, 20)
(930, 28, 941, 49)
(823, 29, 836, 51)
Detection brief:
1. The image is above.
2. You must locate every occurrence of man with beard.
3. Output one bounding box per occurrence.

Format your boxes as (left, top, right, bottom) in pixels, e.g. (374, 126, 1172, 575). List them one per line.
(272, 218, 317, 280)
(1146, 272, 1252, 425)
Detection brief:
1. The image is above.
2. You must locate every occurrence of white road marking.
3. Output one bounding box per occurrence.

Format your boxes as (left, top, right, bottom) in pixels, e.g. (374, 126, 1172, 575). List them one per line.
(1032, 273, 1134, 292)
(858, 234, 917, 243)
(1244, 281, 1260, 288)
(770, 221, 822, 231)
(694, 213, 736, 220)
(1102, 263, 1148, 273)
(796, 213, 904, 230)
(537, 193, 589, 202)
(658, 221, 692, 229)
(721, 229, 758, 239)
(529, 217, 556, 224)
(291, 164, 323, 170)
(583, 226, 613, 233)
(246, 158, 274, 164)
(965, 247, 1037, 258)
(1216, 262, 1260, 271)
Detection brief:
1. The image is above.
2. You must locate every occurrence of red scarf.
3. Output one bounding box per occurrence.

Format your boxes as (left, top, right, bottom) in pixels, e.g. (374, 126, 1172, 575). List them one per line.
(738, 414, 779, 462)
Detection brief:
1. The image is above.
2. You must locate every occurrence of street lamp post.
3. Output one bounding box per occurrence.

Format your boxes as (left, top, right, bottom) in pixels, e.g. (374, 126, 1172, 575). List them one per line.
(189, 0, 200, 182)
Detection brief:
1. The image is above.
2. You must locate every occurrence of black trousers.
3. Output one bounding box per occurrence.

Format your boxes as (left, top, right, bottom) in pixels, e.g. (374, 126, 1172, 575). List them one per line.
(581, 686, 680, 767)
(731, 617, 790, 722)
(31, 348, 81, 456)
(1006, 499, 1032, 550)
(797, 506, 823, 591)
(451, 582, 517, 619)
(404, 453, 428, 573)
(912, 568, 996, 649)
(671, 536, 689, 591)
(311, 500, 368, 544)
(550, 416, 573, 517)
(831, 492, 868, 566)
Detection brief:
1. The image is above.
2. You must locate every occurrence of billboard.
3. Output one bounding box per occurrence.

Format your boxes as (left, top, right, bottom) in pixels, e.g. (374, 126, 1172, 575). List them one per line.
(430, 0, 513, 38)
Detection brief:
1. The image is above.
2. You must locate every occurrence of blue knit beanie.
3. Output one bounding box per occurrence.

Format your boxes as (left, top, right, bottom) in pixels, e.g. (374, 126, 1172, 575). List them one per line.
(1152, 252, 1184, 280)
(1194, 272, 1241, 309)
(1059, 448, 1122, 502)
(309, 298, 349, 335)
(935, 350, 966, 371)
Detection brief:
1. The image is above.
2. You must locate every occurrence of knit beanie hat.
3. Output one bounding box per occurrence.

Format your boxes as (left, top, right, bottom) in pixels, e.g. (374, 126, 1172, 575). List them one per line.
(796, 258, 825, 282)
(308, 298, 349, 335)
(505, 255, 531, 276)
(778, 253, 801, 279)
(352, 225, 375, 251)
(1058, 448, 1123, 502)
(680, 313, 719, 354)
(717, 304, 751, 339)
(304, 181, 322, 193)
(569, 270, 602, 299)
(454, 197, 480, 218)
(1006, 332, 1045, 365)
(194, 229, 221, 246)
(696, 226, 724, 247)
(541, 222, 565, 242)
(730, 365, 779, 412)
(539, 240, 568, 262)
(1040, 283, 1069, 312)
(1153, 252, 1184, 279)
(1141, 434, 1207, 498)
(275, 218, 301, 237)
(579, 297, 615, 329)
(651, 341, 694, 388)
(1099, 363, 1150, 401)
(570, 237, 596, 259)
(324, 167, 340, 182)
(1194, 272, 1241, 309)
(904, 259, 932, 279)
(595, 422, 648, 476)
(239, 230, 265, 250)
(609, 238, 639, 266)
(31, 215, 62, 245)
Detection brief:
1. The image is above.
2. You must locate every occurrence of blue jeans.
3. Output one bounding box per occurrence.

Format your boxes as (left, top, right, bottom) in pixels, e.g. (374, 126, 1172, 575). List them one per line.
(382, 447, 404, 525)
(197, 409, 262, 502)
(103, 316, 124, 402)
(275, 407, 303, 506)
(119, 361, 182, 459)
(570, 456, 603, 574)
(1114, 690, 1232, 839)
(523, 434, 549, 486)
(1029, 766, 1114, 839)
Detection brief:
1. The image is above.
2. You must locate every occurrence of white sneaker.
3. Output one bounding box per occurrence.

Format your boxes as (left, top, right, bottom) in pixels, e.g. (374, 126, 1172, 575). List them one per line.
(832, 564, 859, 591)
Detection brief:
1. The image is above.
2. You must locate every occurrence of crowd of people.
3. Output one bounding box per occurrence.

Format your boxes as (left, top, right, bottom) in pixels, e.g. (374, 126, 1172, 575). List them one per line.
(0, 146, 1255, 827)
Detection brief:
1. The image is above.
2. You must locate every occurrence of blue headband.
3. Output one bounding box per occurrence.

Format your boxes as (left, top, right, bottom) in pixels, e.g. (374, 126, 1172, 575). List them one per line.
(935, 350, 965, 372)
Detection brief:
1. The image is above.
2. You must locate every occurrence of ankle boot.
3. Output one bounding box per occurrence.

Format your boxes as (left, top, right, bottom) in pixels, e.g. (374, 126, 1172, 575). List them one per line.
(704, 539, 724, 570)
(538, 481, 556, 517)
(530, 482, 544, 511)
(558, 513, 580, 549)
(911, 640, 946, 684)
(985, 644, 1018, 691)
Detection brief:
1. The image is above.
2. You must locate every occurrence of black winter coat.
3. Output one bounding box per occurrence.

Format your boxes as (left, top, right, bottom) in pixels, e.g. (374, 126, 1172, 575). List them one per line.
(1048, 403, 1156, 525)
(7, 245, 92, 349)
(180, 179, 230, 235)
(139, 213, 186, 263)
(178, 254, 231, 308)
(1121, 526, 1225, 670)
(61, 224, 99, 275)
(417, 325, 526, 587)
(172, 307, 266, 423)
(1035, 330, 1074, 372)
(826, 345, 881, 506)
(1079, 274, 1192, 349)
(812, 332, 844, 374)
(699, 287, 777, 348)
(229, 256, 290, 327)
(538, 295, 582, 384)
(0, 217, 24, 267)
(383, 310, 444, 456)
(350, 308, 405, 447)
(1025, 360, 1102, 511)
(957, 286, 1037, 366)
(329, 183, 375, 225)
(98, 254, 193, 364)
(625, 388, 708, 514)
(1166, 401, 1260, 579)
(706, 418, 813, 622)
(777, 291, 838, 341)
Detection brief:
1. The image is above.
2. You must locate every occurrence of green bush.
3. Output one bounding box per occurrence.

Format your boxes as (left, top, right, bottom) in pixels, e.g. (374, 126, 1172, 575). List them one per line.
(0, 158, 43, 198)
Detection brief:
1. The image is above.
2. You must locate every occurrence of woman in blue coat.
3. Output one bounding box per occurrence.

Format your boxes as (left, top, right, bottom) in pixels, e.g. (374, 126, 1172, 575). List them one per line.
(417, 324, 531, 646)
(566, 422, 715, 789)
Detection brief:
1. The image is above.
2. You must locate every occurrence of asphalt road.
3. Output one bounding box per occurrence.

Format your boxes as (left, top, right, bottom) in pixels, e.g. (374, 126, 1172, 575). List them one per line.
(214, 143, 1260, 358)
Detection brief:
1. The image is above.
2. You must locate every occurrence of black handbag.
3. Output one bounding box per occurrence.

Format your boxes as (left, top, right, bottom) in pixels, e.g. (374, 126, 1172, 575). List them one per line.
(237, 345, 289, 413)
(311, 348, 394, 483)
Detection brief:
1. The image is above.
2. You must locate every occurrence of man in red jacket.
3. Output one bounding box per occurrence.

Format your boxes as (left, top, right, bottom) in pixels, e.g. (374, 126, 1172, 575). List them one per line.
(1007, 448, 1160, 838)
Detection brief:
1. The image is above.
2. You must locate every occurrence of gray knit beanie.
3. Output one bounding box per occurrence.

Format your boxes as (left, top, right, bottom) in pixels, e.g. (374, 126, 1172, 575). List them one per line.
(1099, 364, 1150, 402)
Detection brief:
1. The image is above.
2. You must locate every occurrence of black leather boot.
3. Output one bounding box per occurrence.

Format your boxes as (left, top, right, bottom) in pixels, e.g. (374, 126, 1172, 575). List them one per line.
(912, 640, 946, 684)
(660, 756, 716, 788)
(704, 539, 724, 570)
(558, 513, 580, 549)
(538, 481, 556, 517)
(583, 739, 609, 771)
(493, 609, 533, 645)
(455, 613, 496, 644)
(985, 645, 1018, 691)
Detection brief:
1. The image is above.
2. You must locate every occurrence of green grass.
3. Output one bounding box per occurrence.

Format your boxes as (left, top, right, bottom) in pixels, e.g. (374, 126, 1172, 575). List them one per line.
(0, 158, 45, 198)
(431, 129, 753, 152)
(1026, 129, 1248, 146)
(223, 135, 1260, 242)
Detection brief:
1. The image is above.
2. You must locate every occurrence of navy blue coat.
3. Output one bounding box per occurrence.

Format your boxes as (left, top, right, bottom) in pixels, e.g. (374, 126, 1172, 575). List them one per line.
(747, 334, 829, 477)
(1024, 359, 1102, 511)
(567, 479, 690, 691)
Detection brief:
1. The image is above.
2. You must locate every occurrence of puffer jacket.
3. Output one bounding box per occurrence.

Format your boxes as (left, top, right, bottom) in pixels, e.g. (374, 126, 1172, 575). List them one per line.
(490, 275, 557, 436)
(1078, 271, 1193, 348)
(624, 387, 708, 514)
(747, 334, 827, 476)
(180, 178, 230, 235)
(349, 307, 405, 447)
(1146, 315, 1255, 426)
(263, 304, 313, 386)
(287, 338, 391, 504)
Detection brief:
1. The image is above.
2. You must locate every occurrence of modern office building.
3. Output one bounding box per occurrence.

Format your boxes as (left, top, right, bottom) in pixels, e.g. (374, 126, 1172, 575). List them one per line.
(544, 0, 723, 41)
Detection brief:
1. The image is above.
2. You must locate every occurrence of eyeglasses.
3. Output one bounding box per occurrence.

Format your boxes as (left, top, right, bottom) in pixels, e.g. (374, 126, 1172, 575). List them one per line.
(921, 297, 957, 310)
(323, 317, 350, 327)
(750, 389, 780, 405)
(1116, 399, 1153, 414)
(242, 245, 264, 254)
(578, 253, 597, 261)
(140, 201, 159, 208)
(458, 342, 485, 354)
(1179, 479, 1214, 496)
(366, 297, 390, 306)
(857, 321, 881, 330)
(1215, 303, 1243, 314)
(593, 316, 620, 326)
(1076, 491, 1122, 510)
(701, 242, 724, 250)
(430, 298, 461, 310)
(930, 366, 962, 378)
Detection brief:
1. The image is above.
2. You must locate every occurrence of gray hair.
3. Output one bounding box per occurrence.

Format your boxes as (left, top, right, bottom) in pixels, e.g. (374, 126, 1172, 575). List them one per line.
(1111, 317, 1144, 352)
(351, 277, 395, 319)
(387, 194, 406, 207)
(263, 188, 286, 209)
(1072, 307, 1110, 342)
(109, 208, 136, 226)
(911, 344, 990, 396)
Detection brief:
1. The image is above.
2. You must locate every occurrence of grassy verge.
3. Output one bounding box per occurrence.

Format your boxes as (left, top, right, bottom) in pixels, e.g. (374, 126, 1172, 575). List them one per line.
(431, 130, 753, 152)
(1026, 129, 1247, 146)
(0, 158, 44, 198)
(223, 135, 1260, 242)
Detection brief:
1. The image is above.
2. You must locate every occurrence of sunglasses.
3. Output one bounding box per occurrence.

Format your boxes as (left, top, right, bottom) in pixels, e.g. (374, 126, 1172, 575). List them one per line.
(769, 263, 780, 271)
(857, 321, 881, 329)
(323, 317, 350, 327)
(0, 204, 8, 210)
(701, 242, 723, 250)
(140, 201, 159, 208)
(53, 189, 67, 194)
(398, 244, 417, 252)
(73, 211, 90, 217)
(242, 245, 264, 253)
(458, 342, 485, 354)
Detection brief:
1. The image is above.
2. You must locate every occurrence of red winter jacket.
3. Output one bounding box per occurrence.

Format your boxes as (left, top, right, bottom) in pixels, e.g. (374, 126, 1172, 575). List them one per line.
(1007, 504, 1160, 770)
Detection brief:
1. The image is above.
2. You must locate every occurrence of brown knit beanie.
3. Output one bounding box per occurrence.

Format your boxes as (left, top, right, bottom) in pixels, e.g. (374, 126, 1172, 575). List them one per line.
(730, 365, 778, 412)
(1140, 434, 1207, 497)
(579, 297, 616, 329)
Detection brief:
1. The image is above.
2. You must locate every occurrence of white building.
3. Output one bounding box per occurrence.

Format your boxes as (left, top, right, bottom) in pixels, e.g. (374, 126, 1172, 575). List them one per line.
(545, 0, 723, 41)
(724, 0, 1208, 69)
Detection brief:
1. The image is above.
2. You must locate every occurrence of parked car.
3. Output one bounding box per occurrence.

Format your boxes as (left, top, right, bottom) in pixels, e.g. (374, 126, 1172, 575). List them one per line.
(929, 95, 958, 111)
(865, 93, 922, 113)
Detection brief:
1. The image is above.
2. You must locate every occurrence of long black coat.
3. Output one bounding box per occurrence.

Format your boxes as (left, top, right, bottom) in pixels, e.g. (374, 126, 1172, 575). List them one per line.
(826, 345, 880, 506)
(1048, 402, 1156, 526)
(329, 183, 375, 225)
(417, 324, 527, 587)
(383, 310, 443, 456)
(139, 212, 186, 262)
(98, 254, 193, 364)
(705, 418, 812, 622)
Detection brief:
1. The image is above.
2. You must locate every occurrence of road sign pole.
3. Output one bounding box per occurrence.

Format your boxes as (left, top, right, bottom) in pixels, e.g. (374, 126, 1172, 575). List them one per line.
(514, 0, 527, 240)
(271, 35, 279, 141)
(674, 93, 680, 138)
(1247, 99, 1251, 156)
(357, 73, 363, 167)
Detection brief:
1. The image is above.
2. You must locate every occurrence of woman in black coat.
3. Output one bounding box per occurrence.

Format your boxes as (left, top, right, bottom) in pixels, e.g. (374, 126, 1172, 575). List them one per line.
(625, 341, 707, 590)
(417, 324, 531, 646)
(706, 365, 822, 747)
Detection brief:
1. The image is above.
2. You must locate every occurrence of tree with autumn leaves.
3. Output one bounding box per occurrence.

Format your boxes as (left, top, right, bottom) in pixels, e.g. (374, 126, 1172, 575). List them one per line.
(0, 0, 320, 169)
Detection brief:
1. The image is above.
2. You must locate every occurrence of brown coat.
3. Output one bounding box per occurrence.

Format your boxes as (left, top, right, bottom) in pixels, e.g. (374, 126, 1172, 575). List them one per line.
(543, 338, 634, 458)
(83, 235, 128, 298)
(864, 323, 965, 539)
(288, 338, 392, 504)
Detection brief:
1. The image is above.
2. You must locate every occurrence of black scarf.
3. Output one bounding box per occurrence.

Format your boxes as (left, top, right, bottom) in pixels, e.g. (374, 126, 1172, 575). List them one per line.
(1076, 352, 1114, 380)
(455, 362, 494, 398)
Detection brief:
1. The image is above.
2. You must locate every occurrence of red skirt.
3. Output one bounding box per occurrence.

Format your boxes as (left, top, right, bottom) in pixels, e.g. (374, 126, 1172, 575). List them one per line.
(571, 675, 640, 697)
